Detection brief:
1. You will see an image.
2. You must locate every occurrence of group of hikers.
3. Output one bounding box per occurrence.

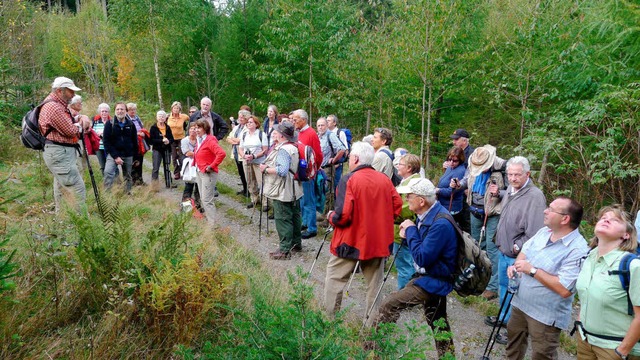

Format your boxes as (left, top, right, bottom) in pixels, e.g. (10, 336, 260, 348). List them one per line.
(37, 77, 640, 359)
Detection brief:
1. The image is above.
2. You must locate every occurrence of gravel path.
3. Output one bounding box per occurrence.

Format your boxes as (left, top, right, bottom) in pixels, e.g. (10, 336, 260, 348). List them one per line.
(143, 160, 576, 360)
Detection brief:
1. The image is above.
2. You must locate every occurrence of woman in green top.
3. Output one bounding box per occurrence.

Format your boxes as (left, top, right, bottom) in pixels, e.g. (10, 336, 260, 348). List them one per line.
(576, 205, 640, 360)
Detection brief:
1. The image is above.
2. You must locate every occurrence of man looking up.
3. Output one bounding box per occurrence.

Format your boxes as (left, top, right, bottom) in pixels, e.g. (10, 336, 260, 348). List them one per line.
(290, 109, 323, 239)
(39, 77, 90, 213)
(324, 142, 402, 318)
(505, 196, 589, 359)
(489, 156, 546, 344)
(189, 96, 229, 141)
(371, 127, 394, 179)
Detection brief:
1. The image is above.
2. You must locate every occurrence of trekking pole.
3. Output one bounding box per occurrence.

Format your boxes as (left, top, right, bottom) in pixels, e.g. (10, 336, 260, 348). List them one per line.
(80, 133, 104, 217)
(361, 246, 400, 330)
(163, 148, 172, 188)
(258, 171, 265, 242)
(306, 226, 334, 282)
(344, 260, 360, 298)
(481, 285, 517, 359)
(479, 212, 488, 245)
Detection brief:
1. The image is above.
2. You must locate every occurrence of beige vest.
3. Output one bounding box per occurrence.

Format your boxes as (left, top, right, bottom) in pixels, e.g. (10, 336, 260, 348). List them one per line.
(263, 143, 303, 202)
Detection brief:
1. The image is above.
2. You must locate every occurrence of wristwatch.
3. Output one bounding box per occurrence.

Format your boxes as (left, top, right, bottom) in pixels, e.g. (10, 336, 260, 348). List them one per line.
(615, 348, 628, 360)
(529, 267, 538, 277)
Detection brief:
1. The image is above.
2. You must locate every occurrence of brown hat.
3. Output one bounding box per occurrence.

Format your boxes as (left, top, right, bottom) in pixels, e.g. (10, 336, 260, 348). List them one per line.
(274, 121, 297, 142)
(450, 128, 470, 139)
(468, 145, 497, 177)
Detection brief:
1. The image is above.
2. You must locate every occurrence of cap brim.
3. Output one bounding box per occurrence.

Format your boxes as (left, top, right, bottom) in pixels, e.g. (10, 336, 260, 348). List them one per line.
(450, 135, 460, 139)
(68, 85, 81, 91)
(396, 184, 412, 194)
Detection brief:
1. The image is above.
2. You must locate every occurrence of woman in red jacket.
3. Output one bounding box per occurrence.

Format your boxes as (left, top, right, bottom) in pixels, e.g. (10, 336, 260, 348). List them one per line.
(194, 119, 226, 228)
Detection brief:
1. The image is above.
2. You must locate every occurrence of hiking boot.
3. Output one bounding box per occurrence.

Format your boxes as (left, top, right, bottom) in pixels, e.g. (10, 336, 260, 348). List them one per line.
(484, 316, 506, 328)
(247, 203, 254, 209)
(301, 231, 317, 239)
(495, 331, 508, 345)
(290, 245, 303, 253)
(269, 250, 291, 260)
(481, 290, 498, 301)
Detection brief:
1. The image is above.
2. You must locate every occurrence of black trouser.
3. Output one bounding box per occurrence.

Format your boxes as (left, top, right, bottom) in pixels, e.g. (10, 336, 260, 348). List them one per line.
(132, 154, 144, 185)
(457, 197, 471, 233)
(171, 140, 182, 176)
(235, 159, 248, 194)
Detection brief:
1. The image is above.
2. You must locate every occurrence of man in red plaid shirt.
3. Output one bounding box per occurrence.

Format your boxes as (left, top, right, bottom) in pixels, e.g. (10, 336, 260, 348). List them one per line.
(39, 77, 90, 212)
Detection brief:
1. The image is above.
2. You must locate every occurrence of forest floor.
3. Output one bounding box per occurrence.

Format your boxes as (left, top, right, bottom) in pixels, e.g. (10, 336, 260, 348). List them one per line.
(144, 161, 576, 360)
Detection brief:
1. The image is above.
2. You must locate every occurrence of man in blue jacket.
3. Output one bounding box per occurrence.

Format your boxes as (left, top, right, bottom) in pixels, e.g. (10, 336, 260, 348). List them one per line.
(372, 178, 458, 358)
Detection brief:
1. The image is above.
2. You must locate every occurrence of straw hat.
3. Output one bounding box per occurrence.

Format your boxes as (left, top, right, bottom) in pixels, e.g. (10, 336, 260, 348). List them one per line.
(468, 145, 497, 177)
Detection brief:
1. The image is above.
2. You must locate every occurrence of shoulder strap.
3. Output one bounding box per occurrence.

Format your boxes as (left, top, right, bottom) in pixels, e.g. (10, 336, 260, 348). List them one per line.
(381, 148, 394, 161)
(609, 253, 638, 315)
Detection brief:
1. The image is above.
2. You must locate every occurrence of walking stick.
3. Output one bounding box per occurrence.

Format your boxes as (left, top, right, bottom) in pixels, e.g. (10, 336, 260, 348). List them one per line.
(80, 133, 104, 217)
(306, 226, 334, 282)
(361, 246, 400, 330)
(163, 148, 172, 188)
(481, 286, 517, 359)
(344, 260, 360, 298)
(258, 170, 265, 242)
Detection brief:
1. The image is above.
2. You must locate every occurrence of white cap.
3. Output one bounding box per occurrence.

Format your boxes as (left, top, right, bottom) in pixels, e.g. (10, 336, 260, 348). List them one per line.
(396, 178, 436, 197)
(52, 77, 81, 91)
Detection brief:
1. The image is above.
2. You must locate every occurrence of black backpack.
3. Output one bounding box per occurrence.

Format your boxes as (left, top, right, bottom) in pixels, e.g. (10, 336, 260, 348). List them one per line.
(21, 99, 55, 151)
(436, 212, 492, 297)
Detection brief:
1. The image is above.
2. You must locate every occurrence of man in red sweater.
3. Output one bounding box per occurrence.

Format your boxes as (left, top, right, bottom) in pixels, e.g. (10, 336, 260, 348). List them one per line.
(324, 141, 402, 318)
(290, 109, 323, 239)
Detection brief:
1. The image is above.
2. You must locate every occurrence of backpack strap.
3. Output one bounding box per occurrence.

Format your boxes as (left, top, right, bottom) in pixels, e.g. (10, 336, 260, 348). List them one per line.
(380, 148, 394, 161)
(608, 252, 638, 316)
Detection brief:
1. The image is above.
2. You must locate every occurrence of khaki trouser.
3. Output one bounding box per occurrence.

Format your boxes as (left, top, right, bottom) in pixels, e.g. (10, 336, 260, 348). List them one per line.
(323, 255, 384, 320)
(43, 143, 86, 213)
(576, 332, 640, 360)
(506, 306, 561, 360)
(196, 170, 218, 229)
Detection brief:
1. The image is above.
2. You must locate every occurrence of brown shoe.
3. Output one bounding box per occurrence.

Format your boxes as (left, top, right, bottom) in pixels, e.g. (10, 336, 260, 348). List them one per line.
(481, 290, 498, 301)
(269, 250, 291, 260)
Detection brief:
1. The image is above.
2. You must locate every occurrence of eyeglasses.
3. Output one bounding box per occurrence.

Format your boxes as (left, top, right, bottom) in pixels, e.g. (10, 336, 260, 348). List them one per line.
(546, 206, 568, 216)
(447, 158, 460, 163)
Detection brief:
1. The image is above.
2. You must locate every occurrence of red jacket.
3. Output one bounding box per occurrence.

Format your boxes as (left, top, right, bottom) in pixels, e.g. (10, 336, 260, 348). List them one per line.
(194, 135, 226, 173)
(328, 165, 402, 260)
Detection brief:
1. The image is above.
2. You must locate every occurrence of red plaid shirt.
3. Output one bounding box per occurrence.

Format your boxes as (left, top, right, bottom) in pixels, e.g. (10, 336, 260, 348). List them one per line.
(39, 91, 79, 145)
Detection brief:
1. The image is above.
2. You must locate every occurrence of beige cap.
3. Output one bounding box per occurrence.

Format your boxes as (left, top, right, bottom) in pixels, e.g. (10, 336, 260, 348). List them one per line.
(396, 178, 436, 197)
(52, 77, 81, 91)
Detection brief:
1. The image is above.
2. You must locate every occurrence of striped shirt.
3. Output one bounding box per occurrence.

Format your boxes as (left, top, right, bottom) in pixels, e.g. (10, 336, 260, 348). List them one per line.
(511, 226, 589, 330)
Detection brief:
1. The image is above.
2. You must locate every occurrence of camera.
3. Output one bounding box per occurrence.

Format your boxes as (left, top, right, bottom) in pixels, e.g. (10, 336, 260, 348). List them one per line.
(453, 178, 460, 186)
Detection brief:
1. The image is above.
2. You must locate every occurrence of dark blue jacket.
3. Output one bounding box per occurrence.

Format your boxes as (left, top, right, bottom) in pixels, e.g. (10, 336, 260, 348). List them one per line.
(437, 165, 466, 212)
(103, 118, 138, 159)
(406, 202, 458, 297)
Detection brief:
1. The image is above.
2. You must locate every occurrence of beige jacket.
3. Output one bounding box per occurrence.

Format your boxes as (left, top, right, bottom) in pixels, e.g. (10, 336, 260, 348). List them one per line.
(263, 143, 303, 202)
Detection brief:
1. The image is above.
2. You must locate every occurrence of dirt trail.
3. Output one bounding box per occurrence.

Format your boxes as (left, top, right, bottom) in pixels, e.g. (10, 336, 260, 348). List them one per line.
(143, 163, 575, 360)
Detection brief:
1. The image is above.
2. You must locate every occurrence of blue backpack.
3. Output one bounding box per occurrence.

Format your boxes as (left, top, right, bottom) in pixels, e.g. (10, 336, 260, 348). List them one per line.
(335, 128, 352, 163)
(609, 251, 640, 315)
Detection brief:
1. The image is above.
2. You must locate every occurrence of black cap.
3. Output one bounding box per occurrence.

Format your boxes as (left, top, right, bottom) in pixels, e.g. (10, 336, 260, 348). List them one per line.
(450, 128, 470, 139)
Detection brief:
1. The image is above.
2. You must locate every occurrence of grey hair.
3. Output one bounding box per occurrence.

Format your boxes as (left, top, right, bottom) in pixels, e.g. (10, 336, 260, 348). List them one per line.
(507, 156, 531, 172)
(70, 95, 82, 106)
(292, 109, 308, 122)
(362, 134, 373, 145)
(350, 141, 375, 165)
(97, 103, 110, 112)
(157, 110, 168, 119)
(126, 102, 137, 110)
(327, 114, 338, 125)
(238, 109, 251, 118)
(201, 97, 212, 105)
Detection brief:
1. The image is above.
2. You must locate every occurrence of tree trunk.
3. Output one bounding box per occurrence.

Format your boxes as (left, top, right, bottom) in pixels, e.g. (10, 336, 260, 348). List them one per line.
(148, 1, 163, 108)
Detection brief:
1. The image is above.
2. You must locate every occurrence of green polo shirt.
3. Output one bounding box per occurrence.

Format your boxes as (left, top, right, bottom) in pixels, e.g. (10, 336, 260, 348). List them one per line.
(576, 248, 640, 355)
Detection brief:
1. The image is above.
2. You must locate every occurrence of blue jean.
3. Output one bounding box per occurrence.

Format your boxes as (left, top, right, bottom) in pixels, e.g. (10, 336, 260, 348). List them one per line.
(104, 155, 133, 193)
(334, 163, 343, 193)
(470, 214, 500, 292)
(393, 242, 415, 290)
(301, 180, 317, 233)
(498, 252, 516, 322)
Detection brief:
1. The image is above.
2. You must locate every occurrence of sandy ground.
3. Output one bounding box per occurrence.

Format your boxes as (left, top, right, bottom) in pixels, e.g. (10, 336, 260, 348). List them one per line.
(142, 160, 576, 360)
